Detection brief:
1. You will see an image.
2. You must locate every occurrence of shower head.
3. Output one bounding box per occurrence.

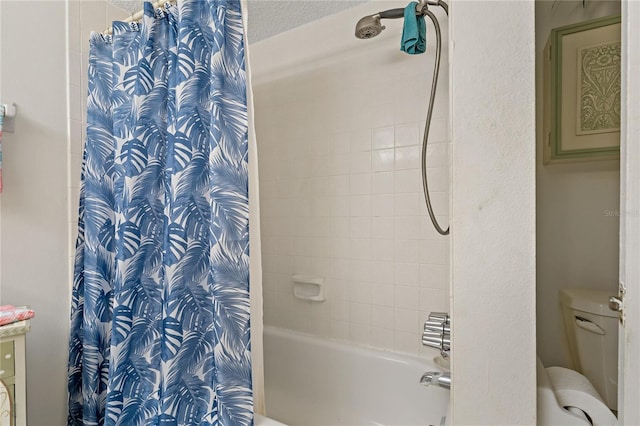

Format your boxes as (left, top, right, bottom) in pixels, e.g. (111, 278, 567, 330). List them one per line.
(354, 7, 414, 39)
(354, 14, 385, 39)
(354, 1, 448, 40)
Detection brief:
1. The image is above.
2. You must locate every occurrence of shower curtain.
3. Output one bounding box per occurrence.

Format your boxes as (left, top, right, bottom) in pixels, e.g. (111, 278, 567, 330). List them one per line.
(67, 1, 253, 425)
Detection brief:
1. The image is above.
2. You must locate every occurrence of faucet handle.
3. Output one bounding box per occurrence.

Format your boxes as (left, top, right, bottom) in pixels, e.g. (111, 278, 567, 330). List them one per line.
(427, 312, 450, 324)
(424, 320, 450, 333)
(422, 330, 444, 349)
(422, 312, 451, 358)
(441, 333, 450, 351)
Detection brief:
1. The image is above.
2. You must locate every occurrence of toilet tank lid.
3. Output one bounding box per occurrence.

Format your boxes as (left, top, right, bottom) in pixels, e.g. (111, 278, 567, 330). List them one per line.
(560, 288, 618, 318)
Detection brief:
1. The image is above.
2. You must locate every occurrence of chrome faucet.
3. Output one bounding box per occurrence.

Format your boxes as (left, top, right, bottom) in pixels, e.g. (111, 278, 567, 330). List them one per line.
(420, 312, 452, 390)
(422, 312, 450, 358)
(420, 371, 451, 390)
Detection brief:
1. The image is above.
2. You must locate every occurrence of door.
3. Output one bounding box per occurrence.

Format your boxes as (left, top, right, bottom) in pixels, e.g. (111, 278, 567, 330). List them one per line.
(617, 1, 640, 424)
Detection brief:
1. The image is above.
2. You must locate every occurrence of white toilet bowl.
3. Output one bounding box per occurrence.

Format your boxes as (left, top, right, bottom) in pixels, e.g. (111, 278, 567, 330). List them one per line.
(537, 357, 616, 426)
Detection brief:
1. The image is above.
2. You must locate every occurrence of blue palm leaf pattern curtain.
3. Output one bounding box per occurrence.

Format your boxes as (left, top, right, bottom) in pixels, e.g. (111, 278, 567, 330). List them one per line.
(67, 1, 252, 425)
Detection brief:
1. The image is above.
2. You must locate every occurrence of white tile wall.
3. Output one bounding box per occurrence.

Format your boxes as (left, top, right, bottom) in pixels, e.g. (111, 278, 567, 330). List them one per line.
(253, 11, 450, 357)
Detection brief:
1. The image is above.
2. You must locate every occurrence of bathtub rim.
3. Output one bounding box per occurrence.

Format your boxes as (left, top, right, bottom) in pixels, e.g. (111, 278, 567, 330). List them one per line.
(263, 325, 445, 372)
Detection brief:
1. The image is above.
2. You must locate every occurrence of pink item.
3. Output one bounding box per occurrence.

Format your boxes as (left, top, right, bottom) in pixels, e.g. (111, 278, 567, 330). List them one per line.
(0, 106, 4, 194)
(0, 305, 35, 326)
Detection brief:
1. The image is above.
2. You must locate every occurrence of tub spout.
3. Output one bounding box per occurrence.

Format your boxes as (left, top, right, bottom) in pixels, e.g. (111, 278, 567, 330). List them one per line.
(420, 371, 451, 390)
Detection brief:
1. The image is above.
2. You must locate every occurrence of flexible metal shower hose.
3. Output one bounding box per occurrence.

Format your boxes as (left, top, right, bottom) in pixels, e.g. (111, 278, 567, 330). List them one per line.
(421, 8, 449, 235)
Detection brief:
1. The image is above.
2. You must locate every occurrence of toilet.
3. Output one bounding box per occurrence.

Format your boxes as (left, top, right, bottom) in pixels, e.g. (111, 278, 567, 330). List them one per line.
(537, 356, 617, 426)
(560, 288, 618, 411)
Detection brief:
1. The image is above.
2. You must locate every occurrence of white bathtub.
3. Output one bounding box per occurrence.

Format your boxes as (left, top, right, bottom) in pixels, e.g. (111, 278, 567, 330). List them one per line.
(256, 413, 287, 426)
(263, 326, 450, 426)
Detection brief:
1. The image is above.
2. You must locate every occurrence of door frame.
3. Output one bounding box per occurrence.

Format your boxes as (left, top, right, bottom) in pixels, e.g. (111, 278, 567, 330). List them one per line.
(619, 1, 640, 424)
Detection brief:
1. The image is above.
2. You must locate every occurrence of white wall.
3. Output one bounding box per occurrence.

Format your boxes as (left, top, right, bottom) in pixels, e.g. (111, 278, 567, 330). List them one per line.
(535, 0, 621, 369)
(0, 2, 70, 424)
(450, 1, 536, 423)
(0, 1, 126, 424)
(251, 2, 450, 357)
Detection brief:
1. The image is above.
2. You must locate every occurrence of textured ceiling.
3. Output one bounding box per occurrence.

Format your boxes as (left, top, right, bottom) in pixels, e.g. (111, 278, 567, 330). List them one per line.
(109, 0, 368, 43)
(245, 1, 367, 42)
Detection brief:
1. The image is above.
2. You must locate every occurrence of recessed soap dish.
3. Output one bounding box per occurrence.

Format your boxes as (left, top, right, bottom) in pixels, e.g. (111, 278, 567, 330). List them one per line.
(292, 275, 325, 302)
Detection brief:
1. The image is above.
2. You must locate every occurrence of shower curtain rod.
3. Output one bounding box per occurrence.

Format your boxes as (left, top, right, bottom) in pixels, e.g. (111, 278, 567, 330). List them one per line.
(103, 0, 177, 35)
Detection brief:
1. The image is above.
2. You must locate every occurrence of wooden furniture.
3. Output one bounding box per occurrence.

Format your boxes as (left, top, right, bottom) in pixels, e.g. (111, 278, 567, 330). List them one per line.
(0, 320, 30, 426)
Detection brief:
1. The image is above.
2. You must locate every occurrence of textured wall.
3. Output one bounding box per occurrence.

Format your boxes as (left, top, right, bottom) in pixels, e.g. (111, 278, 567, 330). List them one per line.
(450, 1, 537, 423)
(535, 0, 621, 370)
(251, 1, 450, 356)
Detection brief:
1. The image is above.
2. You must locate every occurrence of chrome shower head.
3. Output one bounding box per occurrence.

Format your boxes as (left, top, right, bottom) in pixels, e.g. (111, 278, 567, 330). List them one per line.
(354, 14, 385, 39)
(354, 2, 450, 40)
